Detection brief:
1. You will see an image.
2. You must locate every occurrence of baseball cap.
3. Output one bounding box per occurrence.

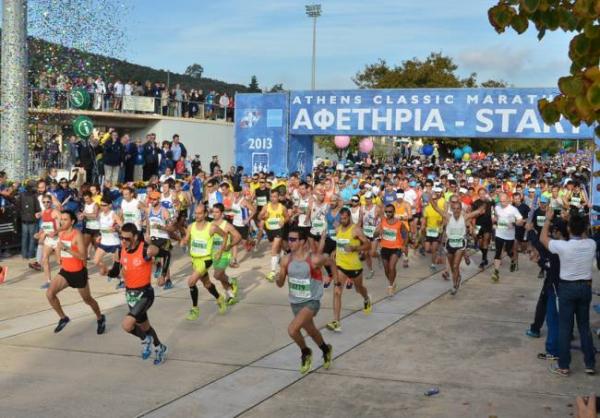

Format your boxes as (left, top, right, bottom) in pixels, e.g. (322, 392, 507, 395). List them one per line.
(351, 195, 360, 202)
(149, 191, 161, 200)
(365, 192, 373, 199)
(540, 195, 550, 204)
(459, 187, 467, 194)
(432, 185, 443, 193)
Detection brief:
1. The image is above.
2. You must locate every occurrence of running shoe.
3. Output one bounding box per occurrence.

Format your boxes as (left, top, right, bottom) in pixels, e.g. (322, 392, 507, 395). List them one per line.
(186, 307, 200, 321)
(217, 295, 228, 314)
(419, 247, 426, 256)
(153, 344, 168, 365)
(300, 349, 312, 374)
(115, 280, 125, 290)
(403, 259, 409, 268)
(430, 264, 437, 271)
(96, 314, 106, 335)
(326, 320, 342, 332)
(491, 269, 499, 282)
(510, 261, 517, 272)
(54, 316, 70, 333)
(464, 253, 471, 266)
(584, 367, 596, 375)
(526, 329, 541, 338)
(163, 280, 174, 290)
(29, 261, 42, 271)
(345, 279, 353, 290)
(141, 335, 153, 360)
(229, 277, 239, 297)
(40, 281, 50, 290)
(153, 262, 162, 279)
(537, 352, 558, 361)
(363, 296, 372, 314)
(478, 261, 486, 270)
(265, 271, 276, 282)
(322, 344, 333, 369)
(226, 296, 238, 306)
(450, 286, 457, 296)
(442, 271, 449, 281)
(323, 275, 333, 288)
(0, 266, 7, 284)
(548, 364, 569, 377)
(387, 284, 397, 296)
(366, 270, 374, 280)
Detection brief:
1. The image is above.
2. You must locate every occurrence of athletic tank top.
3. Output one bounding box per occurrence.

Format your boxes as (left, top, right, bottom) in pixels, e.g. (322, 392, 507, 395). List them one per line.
(287, 255, 323, 304)
(265, 203, 284, 231)
(335, 225, 362, 270)
(160, 192, 175, 217)
(362, 205, 378, 238)
(189, 221, 213, 259)
(84, 203, 100, 230)
(446, 215, 467, 248)
(297, 196, 311, 227)
(350, 207, 361, 225)
(212, 220, 231, 257)
(59, 229, 85, 272)
(120, 242, 152, 289)
(99, 210, 120, 246)
(309, 202, 328, 236)
(41, 209, 57, 237)
(380, 218, 403, 249)
(121, 198, 142, 229)
(231, 198, 245, 227)
(148, 206, 170, 239)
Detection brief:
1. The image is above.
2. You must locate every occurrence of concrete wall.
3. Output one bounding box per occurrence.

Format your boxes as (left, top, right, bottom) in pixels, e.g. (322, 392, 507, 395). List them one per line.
(130, 119, 234, 172)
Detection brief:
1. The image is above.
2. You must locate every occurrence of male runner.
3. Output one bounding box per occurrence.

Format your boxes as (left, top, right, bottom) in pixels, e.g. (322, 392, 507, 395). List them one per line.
(146, 191, 174, 289)
(119, 223, 168, 365)
(259, 189, 288, 281)
(375, 204, 405, 296)
(277, 227, 334, 374)
(211, 203, 242, 304)
(326, 207, 372, 333)
(47, 210, 106, 334)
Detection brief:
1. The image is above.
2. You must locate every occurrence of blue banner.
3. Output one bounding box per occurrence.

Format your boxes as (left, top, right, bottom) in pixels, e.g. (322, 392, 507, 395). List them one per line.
(288, 135, 313, 178)
(289, 88, 594, 139)
(592, 136, 600, 227)
(235, 93, 289, 175)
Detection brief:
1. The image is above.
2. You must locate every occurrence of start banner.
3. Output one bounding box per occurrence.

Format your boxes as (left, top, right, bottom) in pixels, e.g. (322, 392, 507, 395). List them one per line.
(289, 88, 594, 139)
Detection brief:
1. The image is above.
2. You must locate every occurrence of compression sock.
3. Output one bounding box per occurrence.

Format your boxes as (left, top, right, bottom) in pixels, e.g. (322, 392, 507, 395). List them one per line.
(481, 248, 488, 262)
(319, 343, 329, 355)
(324, 265, 333, 277)
(189, 286, 199, 307)
(147, 327, 161, 346)
(129, 325, 147, 340)
(207, 284, 220, 299)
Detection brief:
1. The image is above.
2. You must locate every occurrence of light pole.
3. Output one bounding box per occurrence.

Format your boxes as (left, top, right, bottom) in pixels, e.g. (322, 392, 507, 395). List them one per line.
(305, 4, 321, 90)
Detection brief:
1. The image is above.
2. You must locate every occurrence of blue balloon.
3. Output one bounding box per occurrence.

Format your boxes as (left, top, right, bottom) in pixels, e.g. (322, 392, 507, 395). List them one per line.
(462, 145, 473, 154)
(422, 144, 434, 156)
(453, 148, 463, 160)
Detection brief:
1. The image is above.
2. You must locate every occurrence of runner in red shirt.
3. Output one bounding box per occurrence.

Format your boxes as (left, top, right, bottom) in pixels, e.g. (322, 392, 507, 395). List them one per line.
(47, 210, 106, 334)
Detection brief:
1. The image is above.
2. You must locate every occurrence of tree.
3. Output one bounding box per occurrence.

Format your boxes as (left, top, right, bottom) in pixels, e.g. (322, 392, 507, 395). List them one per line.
(488, 1, 600, 134)
(269, 83, 285, 92)
(184, 63, 204, 79)
(353, 52, 478, 89)
(248, 75, 261, 93)
(314, 136, 361, 160)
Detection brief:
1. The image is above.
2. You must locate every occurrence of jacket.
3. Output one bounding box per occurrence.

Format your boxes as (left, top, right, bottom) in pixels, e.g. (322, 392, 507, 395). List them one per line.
(103, 138, 124, 166)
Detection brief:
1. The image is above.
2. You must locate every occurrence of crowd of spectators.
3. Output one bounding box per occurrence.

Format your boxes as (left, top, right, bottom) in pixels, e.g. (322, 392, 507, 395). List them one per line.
(30, 72, 235, 121)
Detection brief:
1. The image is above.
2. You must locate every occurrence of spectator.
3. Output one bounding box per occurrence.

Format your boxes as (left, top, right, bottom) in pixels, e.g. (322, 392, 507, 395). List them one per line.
(152, 82, 162, 114)
(206, 90, 214, 119)
(191, 154, 202, 175)
(44, 135, 60, 168)
(542, 211, 596, 376)
(16, 180, 41, 264)
(197, 89, 205, 119)
(174, 84, 183, 117)
(142, 133, 160, 181)
(122, 134, 136, 183)
(159, 167, 176, 183)
(219, 93, 230, 120)
(67, 135, 79, 169)
(103, 130, 124, 185)
(161, 87, 169, 116)
(189, 89, 199, 118)
(113, 79, 123, 111)
(133, 137, 145, 181)
(210, 155, 220, 176)
(94, 76, 106, 110)
(175, 156, 187, 179)
(159, 141, 174, 174)
(170, 134, 187, 162)
(75, 136, 96, 183)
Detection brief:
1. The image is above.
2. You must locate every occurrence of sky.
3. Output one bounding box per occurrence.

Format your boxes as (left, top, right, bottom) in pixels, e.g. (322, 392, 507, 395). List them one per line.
(10, 0, 577, 90)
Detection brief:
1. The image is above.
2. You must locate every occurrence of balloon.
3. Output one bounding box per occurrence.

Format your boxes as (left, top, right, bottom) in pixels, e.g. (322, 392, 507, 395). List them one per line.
(462, 153, 471, 161)
(462, 145, 473, 155)
(334, 135, 350, 149)
(359, 137, 374, 153)
(466, 168, 472, 175)
(479, 152, 486, 160)
(453, 148, 463, 160)
(422, 144, 434, 156)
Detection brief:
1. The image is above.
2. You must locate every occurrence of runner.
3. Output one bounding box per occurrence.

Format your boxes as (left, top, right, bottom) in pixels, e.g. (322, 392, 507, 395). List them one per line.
(276, 226, 334, 374)
(472, 187, 493, 270)
(47, 210, 106, 334)
(491, 192, 524, 282)
(326, 207, 372, 333)
(230, 186, 255, 266)
(146, 191, 174, 289)
(393, 190, 412, 268)
(259, 189, 288, 282)
(308, 186, 328, 254)
(81, 191, 100, 259)
(361, 192, 379, 279)
(374, 204, 405, 296)
(210, 203, 242, 304)
(182, 203, 229, 320)
(119, 222, 168, 365)
(253, 178, 271, 248)
(93, 196, 123, 288)
(38, 195, 61, 289)
(421, 186, 446, 271)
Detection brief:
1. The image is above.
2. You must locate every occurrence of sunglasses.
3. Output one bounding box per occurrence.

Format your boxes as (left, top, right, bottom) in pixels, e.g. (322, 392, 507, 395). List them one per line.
(100, 204, 109, 207)
(384, 210, 394, 215)
(119, 235, 132, 242)
(43, 201, 51, 204)
(287, 237, 300, 242)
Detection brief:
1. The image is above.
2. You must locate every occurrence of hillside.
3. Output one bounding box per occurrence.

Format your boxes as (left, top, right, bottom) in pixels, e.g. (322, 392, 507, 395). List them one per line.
(0, 31, 250, 95)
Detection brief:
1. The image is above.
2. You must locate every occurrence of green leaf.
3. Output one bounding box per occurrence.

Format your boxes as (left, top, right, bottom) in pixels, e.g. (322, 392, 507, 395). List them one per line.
(511, 14, 529, 33)
(586, 81, 600, 109)
(537, 27, 546, 40)
(488, 5, 514, 32)
(558, 75, 585, 96)
(541, 9, 560, 30)
(538, 98, 561, 124)
(521, 0, 540, 13)
(570, 34, 591, 57)
(558, 7, 578, 31)
(584, 23, 600, 38)
(594, 124, 600, 137)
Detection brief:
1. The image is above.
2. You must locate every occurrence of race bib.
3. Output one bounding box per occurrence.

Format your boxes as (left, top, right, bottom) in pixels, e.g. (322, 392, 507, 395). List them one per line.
(328, 228, 337, 240)
(497, 219, 509, 231)
(267, 218, 281, 229)
(570, 197, 581, 207)
(41, 221, 54, 233)
(86, 219, 100, 229)
(256, 196, 267, 206)
(536, 215, 546, 227)
(312, 220, 325, 230)
(382, 227, 397, 242)
(448, 235, 464, 248)
(60, 240, 73, 258)
(289, 276, 311, 299)
(190, 239, 209, 256)
(426, 227, 439, 238)
(363, 225, 375, 238)
(123, 211, 138, 223)
(213, 236, 224, 251)
(337, 238, 350, 252)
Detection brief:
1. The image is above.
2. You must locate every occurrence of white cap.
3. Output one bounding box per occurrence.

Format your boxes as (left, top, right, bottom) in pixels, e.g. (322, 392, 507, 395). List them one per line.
(467, 177, 474, 183)
(364, 183, 372, 189)
(365, 191, 373, 199)
(459, 187, 467, 194)
(336, 163, 344, 171)
(396, 192, 405, 199)
(432, 186, 443, 193)
(447, 173, 455, 180)
(371, 186, 380, 195)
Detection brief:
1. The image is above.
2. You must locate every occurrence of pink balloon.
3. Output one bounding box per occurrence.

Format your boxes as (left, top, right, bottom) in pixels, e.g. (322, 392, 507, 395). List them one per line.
(359, 137, 374, 153)
(334, 135, 350, 149)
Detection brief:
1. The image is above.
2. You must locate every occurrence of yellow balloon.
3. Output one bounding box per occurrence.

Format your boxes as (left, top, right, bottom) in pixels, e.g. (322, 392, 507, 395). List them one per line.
(462, 153, 471, 161)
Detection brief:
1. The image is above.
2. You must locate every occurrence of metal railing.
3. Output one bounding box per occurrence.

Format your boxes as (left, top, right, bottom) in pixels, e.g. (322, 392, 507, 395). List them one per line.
(27, 87, 234, 121)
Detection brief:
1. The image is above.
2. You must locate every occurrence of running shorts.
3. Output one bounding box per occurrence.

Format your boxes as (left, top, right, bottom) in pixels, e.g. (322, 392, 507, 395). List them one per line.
(125, 285, 154, 323)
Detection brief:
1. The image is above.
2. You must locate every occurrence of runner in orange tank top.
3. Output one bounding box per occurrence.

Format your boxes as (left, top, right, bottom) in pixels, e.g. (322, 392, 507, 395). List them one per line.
(375, 204, 406, 296)
(47, 210, 106, 334)
(119, 222, 169, 365)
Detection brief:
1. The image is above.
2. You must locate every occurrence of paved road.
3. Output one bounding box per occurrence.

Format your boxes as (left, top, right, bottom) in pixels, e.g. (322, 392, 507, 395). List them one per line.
(0, 245, 598, 418)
